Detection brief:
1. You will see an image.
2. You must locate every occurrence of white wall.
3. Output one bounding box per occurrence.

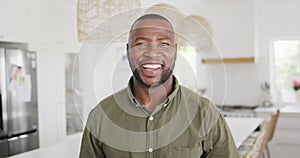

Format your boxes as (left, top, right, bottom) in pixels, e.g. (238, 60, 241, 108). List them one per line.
(141, 0, 255, 58)
(256, 0, 300, 104)
(216, 0, 300, 105)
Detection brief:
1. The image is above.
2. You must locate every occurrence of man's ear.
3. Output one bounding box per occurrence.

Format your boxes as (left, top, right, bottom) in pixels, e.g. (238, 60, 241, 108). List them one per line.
(174, 43, 177, 60)
(126, 43, 130, 59)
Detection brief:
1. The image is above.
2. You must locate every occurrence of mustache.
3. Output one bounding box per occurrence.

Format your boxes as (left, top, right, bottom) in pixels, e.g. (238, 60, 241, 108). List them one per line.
(137, 57, 166, 66)
(132, 67, 173, 88)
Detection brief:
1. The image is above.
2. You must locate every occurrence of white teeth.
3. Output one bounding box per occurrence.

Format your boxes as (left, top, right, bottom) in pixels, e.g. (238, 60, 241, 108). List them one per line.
(143, 64, 161, 69)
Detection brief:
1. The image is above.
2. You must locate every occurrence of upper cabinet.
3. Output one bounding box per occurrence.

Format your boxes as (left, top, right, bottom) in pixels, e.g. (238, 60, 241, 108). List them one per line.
(0, 0, 29, 43)
(28, 0, 80, 52)
(56, 0, 80, 52)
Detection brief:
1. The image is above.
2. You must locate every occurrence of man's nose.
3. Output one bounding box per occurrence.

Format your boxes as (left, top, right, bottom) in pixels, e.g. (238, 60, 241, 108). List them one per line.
(144, 43, 161, 57)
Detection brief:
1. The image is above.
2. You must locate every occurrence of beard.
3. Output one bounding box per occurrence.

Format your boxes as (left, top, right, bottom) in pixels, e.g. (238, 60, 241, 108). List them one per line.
(132, 65, 173, 88)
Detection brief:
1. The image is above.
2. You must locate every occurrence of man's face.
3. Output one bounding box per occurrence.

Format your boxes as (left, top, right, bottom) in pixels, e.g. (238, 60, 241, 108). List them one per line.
(127, 19, 177, 88)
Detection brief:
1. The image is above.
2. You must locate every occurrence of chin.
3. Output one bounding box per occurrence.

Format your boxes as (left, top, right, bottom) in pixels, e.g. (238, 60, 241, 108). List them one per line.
(140, 79, 161, 88)
(133, 69, 172, 88)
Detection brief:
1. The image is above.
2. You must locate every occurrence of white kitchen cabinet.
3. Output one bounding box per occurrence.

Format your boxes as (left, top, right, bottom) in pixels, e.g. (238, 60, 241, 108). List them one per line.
(28, 0, 80, 52)
(0, 0, 28, 43)
(27, 0, 80, 147)
(36, 48, 66, 148)
(56, 0, 80, 53)
(269, 105, 300, 158)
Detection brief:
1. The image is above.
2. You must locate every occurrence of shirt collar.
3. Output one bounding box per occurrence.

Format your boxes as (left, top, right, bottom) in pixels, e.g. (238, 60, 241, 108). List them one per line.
(127, 75, 179, 107)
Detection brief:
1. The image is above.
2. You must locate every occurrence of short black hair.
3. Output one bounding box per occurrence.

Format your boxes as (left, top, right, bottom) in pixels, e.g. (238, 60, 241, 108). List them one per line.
(129, 14, 174, 31)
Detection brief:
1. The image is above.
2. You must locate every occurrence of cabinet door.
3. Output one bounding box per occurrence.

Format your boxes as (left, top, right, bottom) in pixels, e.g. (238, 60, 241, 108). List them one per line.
(56, 0, 80, 52)
(0, 0, 28, 43)
(36, 49, 66, 147)
(27, 0, 58, 46)
(28, 0, 79, 52)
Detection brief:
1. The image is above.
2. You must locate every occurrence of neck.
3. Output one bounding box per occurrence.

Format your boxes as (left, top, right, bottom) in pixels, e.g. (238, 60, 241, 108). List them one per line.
(132, 76, 174, 112)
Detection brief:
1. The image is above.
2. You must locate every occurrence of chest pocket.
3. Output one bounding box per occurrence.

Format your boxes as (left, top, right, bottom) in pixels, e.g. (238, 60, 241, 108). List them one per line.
(171, 146, 203, 158)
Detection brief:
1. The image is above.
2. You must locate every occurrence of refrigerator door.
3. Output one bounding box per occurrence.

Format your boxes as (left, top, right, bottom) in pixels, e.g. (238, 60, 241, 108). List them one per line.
(4, 48, 38, 135)
(0, 138, 9, 157)
(0, 48, 8, 136)
(8, 131, 39, 156)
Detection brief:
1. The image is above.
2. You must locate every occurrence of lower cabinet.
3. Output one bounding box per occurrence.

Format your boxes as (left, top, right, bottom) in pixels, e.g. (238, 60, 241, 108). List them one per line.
(269, 108, 300, 158)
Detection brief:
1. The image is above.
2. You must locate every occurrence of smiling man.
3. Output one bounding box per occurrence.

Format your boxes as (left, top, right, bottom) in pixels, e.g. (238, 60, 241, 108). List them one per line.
(127, 15, 177, 112)
(79, 14, 239, 158)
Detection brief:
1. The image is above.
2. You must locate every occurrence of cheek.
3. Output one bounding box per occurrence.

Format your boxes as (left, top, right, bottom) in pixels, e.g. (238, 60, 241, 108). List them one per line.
(128, 50, 144, 61)
(127, 52, 140, 68)
(166, 53, 176, 64)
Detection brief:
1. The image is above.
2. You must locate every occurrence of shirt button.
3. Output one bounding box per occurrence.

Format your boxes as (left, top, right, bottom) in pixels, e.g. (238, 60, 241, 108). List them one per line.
(149, 116, 154, 121)
(148, 148, 153, 152)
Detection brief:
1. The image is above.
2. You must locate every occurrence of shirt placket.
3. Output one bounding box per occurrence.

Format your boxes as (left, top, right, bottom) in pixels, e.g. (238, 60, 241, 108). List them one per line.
(146, 114, 157, 158)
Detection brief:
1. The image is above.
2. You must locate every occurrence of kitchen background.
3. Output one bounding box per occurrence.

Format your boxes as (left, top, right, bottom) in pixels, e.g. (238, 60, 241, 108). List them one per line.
(1, 0, 300, 157)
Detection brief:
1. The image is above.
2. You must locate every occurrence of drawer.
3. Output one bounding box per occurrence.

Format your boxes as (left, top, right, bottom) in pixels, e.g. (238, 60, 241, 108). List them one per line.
(8, 131, 39, 156)
(276, 116, 300, 130)
(272, 129, 300, 145)
(0, 139, 9, 157)
(269, 143, 300, 158)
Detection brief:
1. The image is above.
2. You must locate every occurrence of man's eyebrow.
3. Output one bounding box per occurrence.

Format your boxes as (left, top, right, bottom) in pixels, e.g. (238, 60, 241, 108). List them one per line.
(133, 37, 148, 42)
(131, 36, 174, 43)
(134, 36, 147, 41)
(157, 37, 172, 41)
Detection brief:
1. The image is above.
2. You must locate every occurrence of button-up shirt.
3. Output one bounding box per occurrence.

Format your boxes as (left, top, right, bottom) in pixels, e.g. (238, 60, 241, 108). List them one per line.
(79, 77, 239, 158)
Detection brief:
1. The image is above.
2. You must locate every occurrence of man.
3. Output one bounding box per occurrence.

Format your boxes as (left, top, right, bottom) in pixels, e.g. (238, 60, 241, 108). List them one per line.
(80, 14, 239, 158)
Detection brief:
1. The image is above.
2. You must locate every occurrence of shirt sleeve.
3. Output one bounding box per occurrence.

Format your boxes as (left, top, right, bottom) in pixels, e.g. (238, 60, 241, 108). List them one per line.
(79, 127, 106, 158)
(208, 114, 240, 158)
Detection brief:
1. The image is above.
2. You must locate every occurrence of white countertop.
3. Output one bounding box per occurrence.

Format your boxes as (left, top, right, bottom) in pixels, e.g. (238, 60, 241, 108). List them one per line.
(255, 105, 300, 117)
(225, 117, 263, 147)
(11, 117, 263, 158)
(280, 105, 300, 113)
(9, 133, 82, 158)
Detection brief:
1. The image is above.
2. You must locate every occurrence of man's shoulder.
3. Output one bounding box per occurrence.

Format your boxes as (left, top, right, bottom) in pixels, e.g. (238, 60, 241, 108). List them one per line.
(179, 85, 220, 114)
(179, 85, 211, 105)
(90, 87, 128, 114)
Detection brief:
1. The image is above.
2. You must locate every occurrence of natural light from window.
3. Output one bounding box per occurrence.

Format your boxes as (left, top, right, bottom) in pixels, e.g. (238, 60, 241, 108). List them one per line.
(273, 40, 300, 102)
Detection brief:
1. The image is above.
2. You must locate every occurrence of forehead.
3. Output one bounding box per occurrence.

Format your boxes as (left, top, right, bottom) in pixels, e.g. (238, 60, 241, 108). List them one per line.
(130, 19, 174, 41)
(131, 19, 173, 31)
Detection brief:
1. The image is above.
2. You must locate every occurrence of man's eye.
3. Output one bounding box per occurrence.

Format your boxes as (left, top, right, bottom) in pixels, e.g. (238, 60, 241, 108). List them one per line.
(136, 43, 146, 47)
(161, 43, 170, 47)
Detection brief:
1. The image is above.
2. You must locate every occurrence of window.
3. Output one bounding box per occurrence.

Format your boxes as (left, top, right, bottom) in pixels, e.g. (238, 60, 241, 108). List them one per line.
(273, 40, 300, 102)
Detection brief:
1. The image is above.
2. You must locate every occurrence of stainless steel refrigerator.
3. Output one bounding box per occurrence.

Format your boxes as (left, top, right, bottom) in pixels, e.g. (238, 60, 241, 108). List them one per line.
(0, 47, 38, 157)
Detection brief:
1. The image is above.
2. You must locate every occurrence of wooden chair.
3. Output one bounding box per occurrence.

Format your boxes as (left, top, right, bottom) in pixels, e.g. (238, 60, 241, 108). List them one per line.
(260, 109, 280, 157)
(243, 110, 280, 158)
(243, 130, 268, 158)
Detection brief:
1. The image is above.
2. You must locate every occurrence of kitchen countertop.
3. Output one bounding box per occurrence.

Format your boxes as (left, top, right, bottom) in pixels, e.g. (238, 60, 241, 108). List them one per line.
(280, 104, 300, 113)
(225, 117, 263, 147)
(279, 105, 300, 117)
(255, 104, 300, 115)
(9, 133, 82, 158)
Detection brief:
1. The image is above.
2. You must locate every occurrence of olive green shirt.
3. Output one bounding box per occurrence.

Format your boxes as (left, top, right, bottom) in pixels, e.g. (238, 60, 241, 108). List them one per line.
(79, 77, 239, 158)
